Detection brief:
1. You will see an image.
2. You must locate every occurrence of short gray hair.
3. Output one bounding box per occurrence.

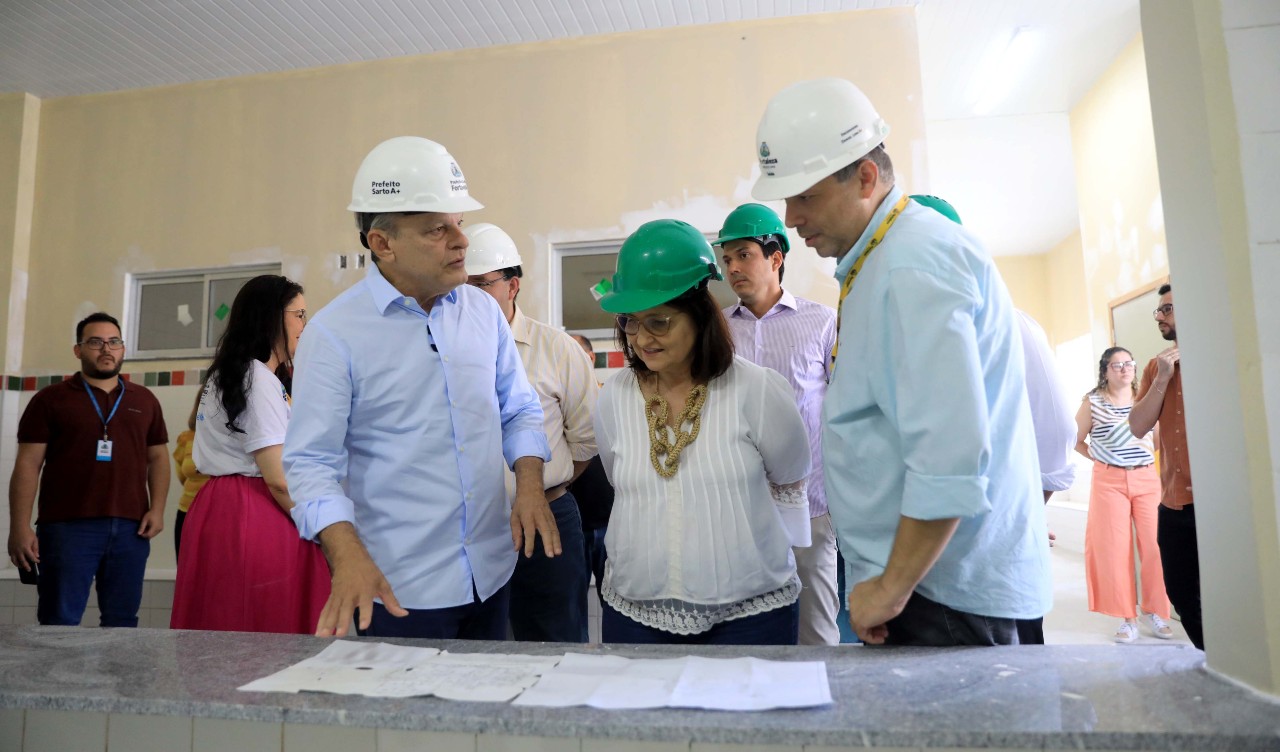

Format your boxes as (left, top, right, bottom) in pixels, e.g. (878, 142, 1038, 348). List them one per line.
(833, 144, 895, 186)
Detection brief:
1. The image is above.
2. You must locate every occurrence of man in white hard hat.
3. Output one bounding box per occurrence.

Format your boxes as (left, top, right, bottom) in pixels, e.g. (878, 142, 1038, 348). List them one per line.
(284, 137, 557, 639)
(752, 78, 1051, 646)
(712, 203, 841, 646)
(464, 222, 597, 643)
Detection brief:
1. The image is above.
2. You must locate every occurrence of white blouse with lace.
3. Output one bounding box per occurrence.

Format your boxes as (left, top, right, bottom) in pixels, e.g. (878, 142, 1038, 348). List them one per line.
(593, 356, 813, 634)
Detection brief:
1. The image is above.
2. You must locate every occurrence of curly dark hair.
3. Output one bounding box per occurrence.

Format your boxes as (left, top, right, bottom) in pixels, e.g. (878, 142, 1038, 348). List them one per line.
(206, 275, 303, 434)
(1094, 346, 1139, 396)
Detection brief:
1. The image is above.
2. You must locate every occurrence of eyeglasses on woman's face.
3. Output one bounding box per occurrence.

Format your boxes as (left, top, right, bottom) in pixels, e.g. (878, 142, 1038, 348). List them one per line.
(79, 337, 125, 351)
(1108, 360, 1137, 372)
(285, 308, 306, 322)
(1152, 303, 1174, 319)
(616, 313, 675, 337)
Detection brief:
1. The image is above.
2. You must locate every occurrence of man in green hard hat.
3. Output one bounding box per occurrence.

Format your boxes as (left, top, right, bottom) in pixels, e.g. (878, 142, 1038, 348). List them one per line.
(713, 203, 840, 646)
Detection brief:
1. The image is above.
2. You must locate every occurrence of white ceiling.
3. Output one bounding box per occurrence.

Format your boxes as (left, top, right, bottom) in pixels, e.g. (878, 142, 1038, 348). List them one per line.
(0, 0, 1140, 256)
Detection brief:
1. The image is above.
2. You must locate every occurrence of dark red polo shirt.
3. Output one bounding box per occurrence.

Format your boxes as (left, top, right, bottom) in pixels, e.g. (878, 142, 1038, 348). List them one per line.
(16, 373, 168, 524)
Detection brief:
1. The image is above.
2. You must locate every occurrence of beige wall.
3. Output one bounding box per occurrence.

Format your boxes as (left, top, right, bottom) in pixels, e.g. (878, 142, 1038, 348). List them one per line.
(1044, 231, 1090, 347)
(991, 254, 1049, 333)
(18, 8, 925, 373)
(1069, 34, 1169, 355)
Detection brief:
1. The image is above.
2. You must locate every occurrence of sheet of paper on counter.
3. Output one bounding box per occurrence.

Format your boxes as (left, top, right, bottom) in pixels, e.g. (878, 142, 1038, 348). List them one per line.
(238, 640, 559, 701)
(513, 653, 832, 711)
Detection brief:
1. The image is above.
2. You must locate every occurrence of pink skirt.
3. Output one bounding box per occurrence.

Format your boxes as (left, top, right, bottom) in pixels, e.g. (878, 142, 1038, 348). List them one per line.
(171, 475, 330, 634)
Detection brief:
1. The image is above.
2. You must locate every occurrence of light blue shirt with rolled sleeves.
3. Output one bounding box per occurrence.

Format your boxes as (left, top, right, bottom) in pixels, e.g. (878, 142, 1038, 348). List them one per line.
(284, 262, 550, 610)
(823, 185, 1052, 620)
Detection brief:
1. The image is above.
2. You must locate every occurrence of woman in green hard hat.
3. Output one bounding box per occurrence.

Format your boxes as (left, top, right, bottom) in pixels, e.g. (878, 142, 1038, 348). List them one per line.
(593, 219, 813, 645)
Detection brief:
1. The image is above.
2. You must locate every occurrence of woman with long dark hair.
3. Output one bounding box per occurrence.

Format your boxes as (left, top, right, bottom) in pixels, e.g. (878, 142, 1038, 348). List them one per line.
(593, 220, 812, 645)
(171, 275, 329, 633)
(1074, 346, 1172, 643)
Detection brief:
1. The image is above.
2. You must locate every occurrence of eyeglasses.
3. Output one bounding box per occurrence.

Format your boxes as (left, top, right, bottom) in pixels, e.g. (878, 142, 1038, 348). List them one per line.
(616, 314, 675, 336)
(285, 308, 306, 321)
(1152, 303, 1174, 319)
(1108, 361, 1137, 372)
(79, 337, 125, 351)
(468, 273, 513, 289)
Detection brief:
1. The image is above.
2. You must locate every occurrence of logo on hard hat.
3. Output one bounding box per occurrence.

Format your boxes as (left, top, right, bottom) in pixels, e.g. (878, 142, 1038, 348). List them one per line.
(450, 162, 462, 178)
(759, 142, 770, 159)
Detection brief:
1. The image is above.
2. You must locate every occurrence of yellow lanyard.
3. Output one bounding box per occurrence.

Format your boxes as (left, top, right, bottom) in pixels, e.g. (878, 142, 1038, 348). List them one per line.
(831, 193, 911, 363)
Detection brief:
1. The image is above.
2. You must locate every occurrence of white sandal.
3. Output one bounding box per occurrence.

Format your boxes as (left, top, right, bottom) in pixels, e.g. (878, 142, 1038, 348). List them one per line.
(1143, 612, 1174, 639)
(1114, 621, 1138, 643)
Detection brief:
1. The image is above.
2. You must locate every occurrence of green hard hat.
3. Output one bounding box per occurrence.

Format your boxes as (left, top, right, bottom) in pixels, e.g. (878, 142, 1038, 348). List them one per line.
(712, 203, 790, 253)
(598, 220, 722, 314)
(910, 194, 962, 225)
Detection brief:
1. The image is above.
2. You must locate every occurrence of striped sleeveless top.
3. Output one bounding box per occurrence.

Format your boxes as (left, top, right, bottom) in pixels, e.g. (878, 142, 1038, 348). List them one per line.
(1087, 391, 1154, 467)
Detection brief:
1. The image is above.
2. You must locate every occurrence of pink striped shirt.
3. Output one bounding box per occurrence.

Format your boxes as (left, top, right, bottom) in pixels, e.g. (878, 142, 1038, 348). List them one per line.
(724, 291, 836, 517)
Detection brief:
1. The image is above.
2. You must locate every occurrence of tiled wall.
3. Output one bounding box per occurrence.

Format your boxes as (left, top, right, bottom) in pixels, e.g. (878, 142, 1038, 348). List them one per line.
(0, 579, 175, 629)
(0, 369, 207, 392)
(0, 577, 603, 642)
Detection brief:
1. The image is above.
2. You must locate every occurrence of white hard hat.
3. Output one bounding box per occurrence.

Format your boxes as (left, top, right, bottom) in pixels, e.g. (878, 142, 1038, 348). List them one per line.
(463, 223, 524, 275)
(751, 78, 891, 201)
(348, 136, 484, 214)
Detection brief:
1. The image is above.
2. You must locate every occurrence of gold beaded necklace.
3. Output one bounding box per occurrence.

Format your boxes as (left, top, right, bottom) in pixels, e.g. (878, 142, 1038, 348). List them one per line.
(642, 378, 708, 478)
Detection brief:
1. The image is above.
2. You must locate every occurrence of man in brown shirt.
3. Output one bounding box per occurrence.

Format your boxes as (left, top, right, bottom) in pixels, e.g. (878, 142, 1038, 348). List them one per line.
(1130, 283, 1201, 649)
(7, 312, 169, 627)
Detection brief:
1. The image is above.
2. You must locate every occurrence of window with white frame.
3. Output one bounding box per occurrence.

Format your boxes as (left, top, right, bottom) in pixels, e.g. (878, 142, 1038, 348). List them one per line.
(550, 239, 738, 339)
(126, 264, 282, 360)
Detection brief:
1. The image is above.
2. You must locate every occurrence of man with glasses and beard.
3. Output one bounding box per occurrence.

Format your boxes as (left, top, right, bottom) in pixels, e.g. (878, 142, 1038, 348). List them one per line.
(1129, 282, 1202, 649)
(7, 312, 169, 627)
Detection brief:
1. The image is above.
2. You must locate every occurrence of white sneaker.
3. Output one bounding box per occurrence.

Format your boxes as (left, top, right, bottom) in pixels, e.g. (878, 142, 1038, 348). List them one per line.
(1114, 621, 1138, 644)
(1144, 612, 1174, 639)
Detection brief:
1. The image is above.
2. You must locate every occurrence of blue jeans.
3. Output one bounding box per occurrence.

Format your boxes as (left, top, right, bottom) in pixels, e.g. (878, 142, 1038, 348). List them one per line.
(602, 599, 799, 646)
(360, 579, 511, 640)
(509, 492, 589, 642)
(36, 517, 150, 627)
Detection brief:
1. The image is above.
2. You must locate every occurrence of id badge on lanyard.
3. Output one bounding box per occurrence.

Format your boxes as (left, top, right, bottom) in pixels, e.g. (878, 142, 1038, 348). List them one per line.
(84, 378, 125, 463)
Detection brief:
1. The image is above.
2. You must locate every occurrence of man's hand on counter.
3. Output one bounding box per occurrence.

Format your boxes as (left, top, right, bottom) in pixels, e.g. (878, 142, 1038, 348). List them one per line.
(315, 522, 407, 636)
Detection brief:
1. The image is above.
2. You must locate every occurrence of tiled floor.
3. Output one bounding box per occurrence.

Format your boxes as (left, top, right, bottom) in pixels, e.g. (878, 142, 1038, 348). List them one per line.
(0, 546, 1189, 646)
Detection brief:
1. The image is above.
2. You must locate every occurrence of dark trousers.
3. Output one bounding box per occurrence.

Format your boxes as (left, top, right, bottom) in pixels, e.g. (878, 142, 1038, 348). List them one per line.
(1015, 618, 1046, 645)
(584, 526, 607, 603)
(1158, 504, 1203, 649)
(602, 599, 799, 646)
(36, 517, 150, 627)
(360, 579, 511, 640)
(173, 509, 187, 559)
(509, 492, 589, 642)
(883, 591, 1019, 646)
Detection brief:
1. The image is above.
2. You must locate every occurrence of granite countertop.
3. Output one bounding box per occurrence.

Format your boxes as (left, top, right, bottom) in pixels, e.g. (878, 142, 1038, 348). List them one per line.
(1, 625, 1277, 750)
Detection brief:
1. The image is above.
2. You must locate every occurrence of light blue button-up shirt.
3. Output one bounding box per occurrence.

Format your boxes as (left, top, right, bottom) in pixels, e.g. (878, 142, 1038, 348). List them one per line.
(824, 185, 1052, 620)
(284, 262, 550, 609)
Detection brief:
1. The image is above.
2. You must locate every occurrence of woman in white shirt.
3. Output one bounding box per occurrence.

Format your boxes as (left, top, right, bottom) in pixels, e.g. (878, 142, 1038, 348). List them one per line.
(171, 275, 329, 633)
(594, 219, 812, 645)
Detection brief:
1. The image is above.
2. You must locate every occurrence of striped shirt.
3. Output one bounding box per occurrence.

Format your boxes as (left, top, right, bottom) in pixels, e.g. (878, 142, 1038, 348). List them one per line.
(723, 291, 836, 517)
(508, 306, 599, 492)
(1086, 391, 1154, 467)
(593, 357, 812, 632)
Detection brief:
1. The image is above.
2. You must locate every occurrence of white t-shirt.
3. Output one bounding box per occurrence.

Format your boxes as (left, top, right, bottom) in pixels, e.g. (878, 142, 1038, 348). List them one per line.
(194, 360, 290, 477)
(593, 356, 812, 633)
